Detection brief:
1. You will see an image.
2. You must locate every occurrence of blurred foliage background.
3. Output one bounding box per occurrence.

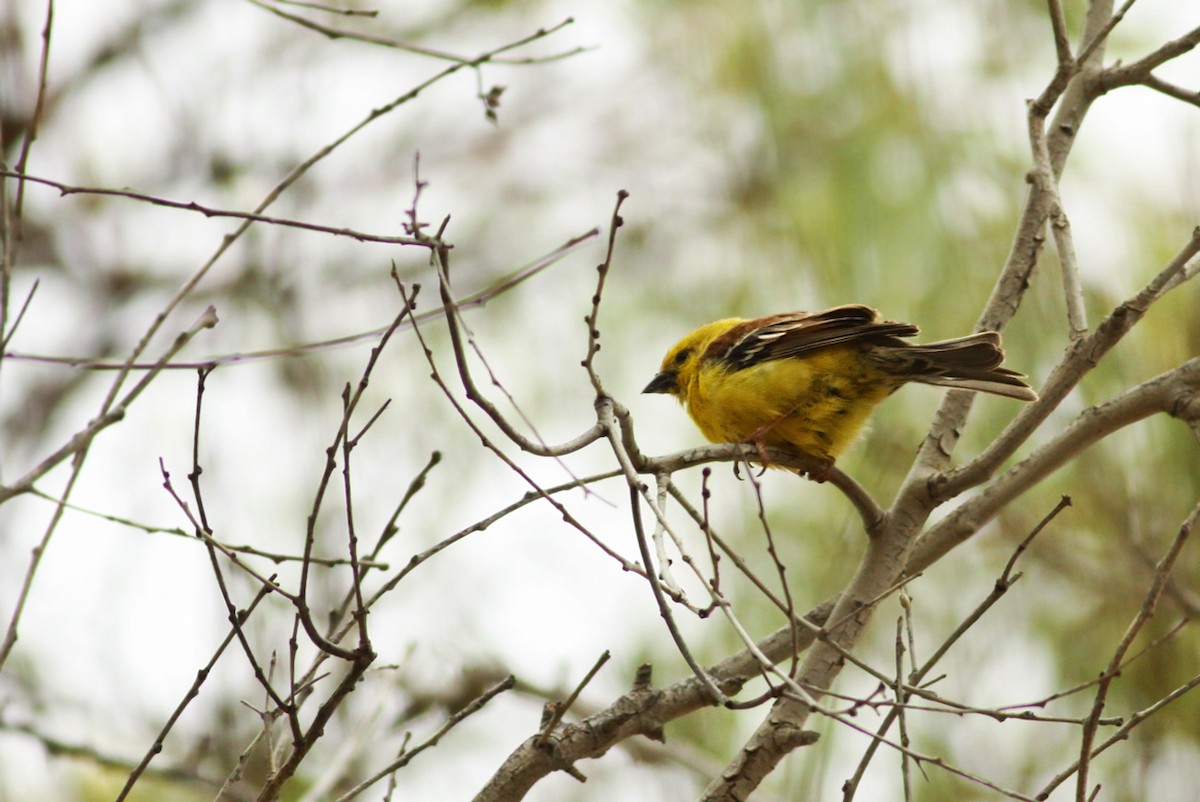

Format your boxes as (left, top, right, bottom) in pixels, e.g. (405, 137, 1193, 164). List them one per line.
(1, 0, 1197, 800)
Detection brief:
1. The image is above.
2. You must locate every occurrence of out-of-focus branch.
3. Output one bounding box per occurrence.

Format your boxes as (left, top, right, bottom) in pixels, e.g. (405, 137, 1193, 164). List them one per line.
(4, 225, 598, 371)
(0, 170, 424, 245)
(0, 306, 217, 672)
(249, 3, 584, 66)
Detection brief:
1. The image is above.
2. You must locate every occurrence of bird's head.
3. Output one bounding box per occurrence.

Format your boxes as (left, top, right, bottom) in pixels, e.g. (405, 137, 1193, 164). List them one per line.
(643, 319, 742, 398)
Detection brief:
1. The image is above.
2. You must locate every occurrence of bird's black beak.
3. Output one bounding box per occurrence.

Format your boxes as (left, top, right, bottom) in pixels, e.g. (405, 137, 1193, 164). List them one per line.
(643, 370, 678, 395)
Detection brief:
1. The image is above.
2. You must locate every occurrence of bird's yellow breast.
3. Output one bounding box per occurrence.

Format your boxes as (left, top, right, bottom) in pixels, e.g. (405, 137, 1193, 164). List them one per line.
(682, 346, 896, 461)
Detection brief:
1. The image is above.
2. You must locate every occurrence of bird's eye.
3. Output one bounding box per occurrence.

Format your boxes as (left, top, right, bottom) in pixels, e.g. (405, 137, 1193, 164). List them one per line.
(673, 349, 691, 366)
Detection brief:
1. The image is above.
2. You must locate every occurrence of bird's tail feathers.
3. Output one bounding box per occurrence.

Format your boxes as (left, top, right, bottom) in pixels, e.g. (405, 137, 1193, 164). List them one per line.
(915, 373, 1039, 401)
(884, 332, 1038, 402)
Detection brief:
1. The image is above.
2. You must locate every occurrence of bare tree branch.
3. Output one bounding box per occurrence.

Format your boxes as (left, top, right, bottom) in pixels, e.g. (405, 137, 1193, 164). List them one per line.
(913, 357, 1200, 571)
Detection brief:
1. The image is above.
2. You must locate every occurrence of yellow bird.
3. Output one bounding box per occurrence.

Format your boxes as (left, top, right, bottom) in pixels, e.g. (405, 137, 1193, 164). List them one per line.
(643, 305, 1036, 468)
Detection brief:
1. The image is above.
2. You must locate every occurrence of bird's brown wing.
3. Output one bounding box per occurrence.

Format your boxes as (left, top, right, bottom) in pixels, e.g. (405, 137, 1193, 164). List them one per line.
(710, 305, 919, 370)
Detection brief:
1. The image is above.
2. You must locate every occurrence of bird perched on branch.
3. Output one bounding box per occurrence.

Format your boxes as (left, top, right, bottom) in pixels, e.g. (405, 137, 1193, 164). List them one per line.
(643, 305, 1036, 472)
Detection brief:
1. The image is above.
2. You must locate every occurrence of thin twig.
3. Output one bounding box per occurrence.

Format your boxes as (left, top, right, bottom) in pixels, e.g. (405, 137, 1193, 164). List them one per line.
(582, 189, 628, 391)
(842, 496, 1068, 800)
(629, 488, 727, 705)
(335, 676, 516, 802)
(536, 651, 612, 746)
(1073, 500, 1196, 802)
(116, 585, 273, 801)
